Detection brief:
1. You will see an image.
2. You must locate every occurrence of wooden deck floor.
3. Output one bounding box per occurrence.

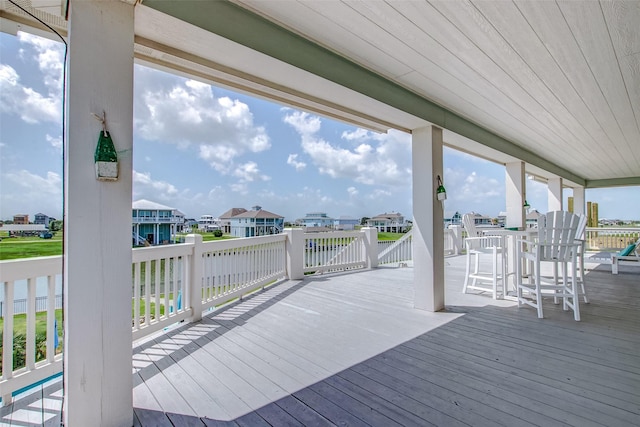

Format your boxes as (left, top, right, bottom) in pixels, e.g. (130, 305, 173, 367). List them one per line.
(2, 256, 639, 426)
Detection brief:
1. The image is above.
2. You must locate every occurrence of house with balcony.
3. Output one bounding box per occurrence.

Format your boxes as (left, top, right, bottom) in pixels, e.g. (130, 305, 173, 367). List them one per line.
(230, 206, 284, 238)
(367, 212, 407, 233)
(197, 214, 222, 232)
(301, 212, 334, 231)
(2, 2, 639, 426)
(132, 199, 184, 245)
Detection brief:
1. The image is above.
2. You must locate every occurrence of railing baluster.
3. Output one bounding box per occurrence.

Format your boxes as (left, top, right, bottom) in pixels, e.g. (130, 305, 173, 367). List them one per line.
(144, 261, 151, 326)
(26, 278, 36, 370)
(2, 280, 15, 404)
(154, 258, 161, 324)
(133, 262, 140, 330)
(164, 258, 170, 320)
(47, 274, 56, 362)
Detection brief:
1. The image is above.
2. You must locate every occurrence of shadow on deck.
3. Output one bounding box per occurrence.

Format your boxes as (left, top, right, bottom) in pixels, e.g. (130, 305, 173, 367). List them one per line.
(2, 258, 639, 426)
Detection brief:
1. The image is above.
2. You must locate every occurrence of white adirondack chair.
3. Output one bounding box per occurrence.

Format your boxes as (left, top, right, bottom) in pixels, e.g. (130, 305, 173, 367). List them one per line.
(516, 211, 583, 320)
(462, 213, 506, 299)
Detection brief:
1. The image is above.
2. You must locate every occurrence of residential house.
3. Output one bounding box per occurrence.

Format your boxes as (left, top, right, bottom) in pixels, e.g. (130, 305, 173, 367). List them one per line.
(334, 216, 360, 231)
(219, 208, 248, 234)
(34, 213, 55, 228)
(198, 214, 222, 232)
(13, 214, 29, 224)
(526, 209, 542, 228)
(301, 212, 334, 230)
(230, 206, 284, 238)
(465, 212, 495, 228)
(444, 211, 463, 228)
(132, 199, 184, 245)
(367, 212, 407, 233)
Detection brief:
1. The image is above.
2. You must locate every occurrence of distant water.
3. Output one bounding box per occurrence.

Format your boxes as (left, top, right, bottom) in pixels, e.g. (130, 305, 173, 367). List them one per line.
(0, 275, 63, 303)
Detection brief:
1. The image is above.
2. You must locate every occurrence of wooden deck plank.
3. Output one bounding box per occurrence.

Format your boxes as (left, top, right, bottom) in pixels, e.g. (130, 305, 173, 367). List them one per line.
(254, 402, 305, 427)
(401, 334, 638, 426)
(420, 324, 640, 413)
(308, 380, 406, 427)
(362, 354, 539, 427)
(377, 347, 564, 426)
(292, 388, 372, 427)
(323, 374, 439, 427)
(133, 408, 173, 427)
(272, 395, 334, 427)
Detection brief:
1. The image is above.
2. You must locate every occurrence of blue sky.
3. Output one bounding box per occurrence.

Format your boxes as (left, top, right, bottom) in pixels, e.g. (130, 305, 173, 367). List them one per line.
(1, 32, 637, 223)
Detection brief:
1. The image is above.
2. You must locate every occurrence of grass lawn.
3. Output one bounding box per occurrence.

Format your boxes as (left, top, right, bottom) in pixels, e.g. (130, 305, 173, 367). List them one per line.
(0, 309, 63, 337)
(377, 232, 406, 241)
(0, 235, 63, 261)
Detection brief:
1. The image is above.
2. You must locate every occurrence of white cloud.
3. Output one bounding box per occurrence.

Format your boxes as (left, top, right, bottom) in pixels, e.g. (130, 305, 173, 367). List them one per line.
(134, 66, 270, 172)
(282, 111, 321, 135)
(341, 128, 370, 141)
(347, 186, 358, 197)
(0, 33, 64, 125)
(287, 153, 306, 171)
(0, 170, 62, 217)
(283, 110, 411, 188)
(133, 170, 178, 200)
(229, 182, 248, 194)
(46, 134, 62, 152)
(0, 64, 60, 124)
(232, 161, 270, 182)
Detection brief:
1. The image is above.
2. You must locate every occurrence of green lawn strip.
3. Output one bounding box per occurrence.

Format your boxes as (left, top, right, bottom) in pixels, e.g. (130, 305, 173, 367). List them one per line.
(377, 232, 405, 241)
(0, 310, 63, 337)
(0, 239, 63, 260)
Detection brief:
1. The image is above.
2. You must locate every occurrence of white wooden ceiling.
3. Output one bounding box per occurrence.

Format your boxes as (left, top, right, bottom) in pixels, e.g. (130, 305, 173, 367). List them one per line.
(2, 0, 639, 187)
(233, 0, 640, 184)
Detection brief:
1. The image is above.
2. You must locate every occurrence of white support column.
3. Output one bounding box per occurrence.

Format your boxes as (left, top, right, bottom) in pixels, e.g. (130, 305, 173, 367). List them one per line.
(505, 162, 526, 229)
(64, 1, 134, 426)
(548, 177, 563, 212)
(412, 126, 445, 312)
(573, 186, 586, 216)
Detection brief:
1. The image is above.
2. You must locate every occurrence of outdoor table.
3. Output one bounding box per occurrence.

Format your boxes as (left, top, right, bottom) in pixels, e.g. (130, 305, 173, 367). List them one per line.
(482, 228, 538, 300)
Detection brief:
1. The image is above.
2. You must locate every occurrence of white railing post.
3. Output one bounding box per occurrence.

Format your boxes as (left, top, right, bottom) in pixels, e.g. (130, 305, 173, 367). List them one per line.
(185, 234, 203, 322)
(285, 228, 304, 280)
(363, 227, 378, 269)
(450, 225, 463, 255)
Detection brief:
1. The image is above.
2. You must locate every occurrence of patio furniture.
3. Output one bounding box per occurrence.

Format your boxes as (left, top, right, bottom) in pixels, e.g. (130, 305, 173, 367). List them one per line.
(573, 214, 589, 302)
(462, 213, 506, 299)
(612, 238, 640, 274)
(516, 211, 583, 320)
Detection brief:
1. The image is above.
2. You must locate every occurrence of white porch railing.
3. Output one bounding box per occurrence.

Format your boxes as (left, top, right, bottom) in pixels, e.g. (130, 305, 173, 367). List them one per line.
(584, 227, 640, 251)
(0, 256, 62, 405)
(303, 231, 367, 274)
(200, 234, 287, 312)
(377, 227, 461, 264)
(378, 229, 413, 264)
(0, 229, 375, 404)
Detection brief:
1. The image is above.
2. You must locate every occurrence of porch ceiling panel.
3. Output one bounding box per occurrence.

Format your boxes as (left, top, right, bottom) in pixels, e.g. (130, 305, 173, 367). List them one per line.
(231, 0, 640, 184)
